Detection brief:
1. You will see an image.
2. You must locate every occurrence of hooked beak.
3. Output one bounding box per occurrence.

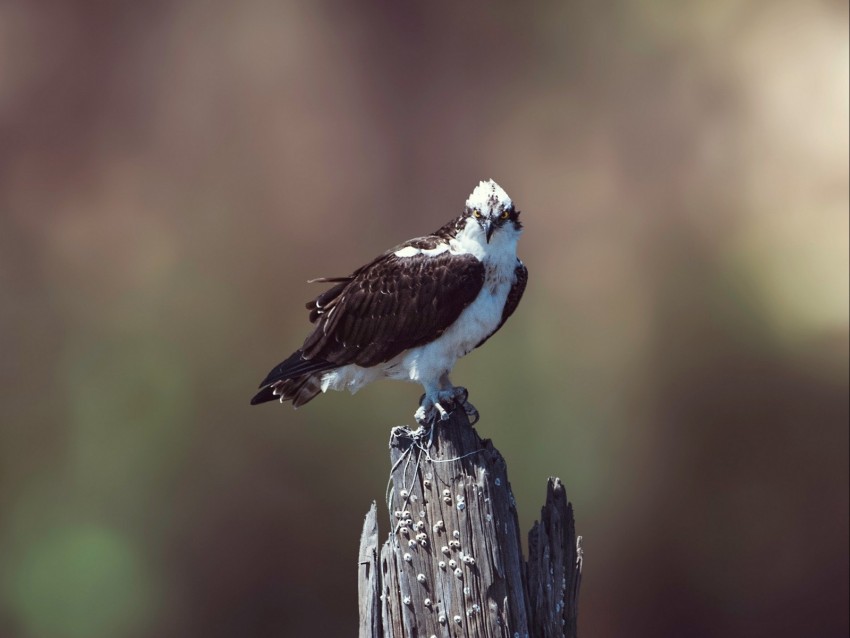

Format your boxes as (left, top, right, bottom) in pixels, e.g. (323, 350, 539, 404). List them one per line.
(485, 220, 495, 243)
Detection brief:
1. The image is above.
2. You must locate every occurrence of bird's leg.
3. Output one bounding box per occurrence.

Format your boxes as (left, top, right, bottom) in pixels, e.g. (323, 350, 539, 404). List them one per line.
(413, 392, 438, 448)
(414, 388, 449, 428)
(412, 376, 480, 429)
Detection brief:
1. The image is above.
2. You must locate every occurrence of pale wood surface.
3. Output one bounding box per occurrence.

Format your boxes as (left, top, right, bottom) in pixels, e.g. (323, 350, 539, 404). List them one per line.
(357, 410, 581, 638)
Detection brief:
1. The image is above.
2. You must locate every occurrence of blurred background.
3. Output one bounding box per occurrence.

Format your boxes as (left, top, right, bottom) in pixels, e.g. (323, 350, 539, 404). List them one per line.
(0, 1, 847, 637)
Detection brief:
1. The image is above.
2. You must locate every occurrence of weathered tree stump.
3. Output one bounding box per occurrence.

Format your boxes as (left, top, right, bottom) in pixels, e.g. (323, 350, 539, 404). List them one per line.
(358, 410, 582, 638)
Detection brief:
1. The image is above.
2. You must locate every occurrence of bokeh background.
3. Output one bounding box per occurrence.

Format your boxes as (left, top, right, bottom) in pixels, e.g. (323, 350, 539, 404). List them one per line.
(1, 1, 847, 637)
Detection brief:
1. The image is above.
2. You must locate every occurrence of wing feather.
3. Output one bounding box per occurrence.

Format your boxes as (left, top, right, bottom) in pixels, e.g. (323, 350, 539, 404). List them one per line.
(302, 247, 485, 368)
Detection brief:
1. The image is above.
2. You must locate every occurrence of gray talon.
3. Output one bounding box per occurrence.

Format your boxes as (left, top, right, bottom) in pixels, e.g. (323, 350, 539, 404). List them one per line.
(463, 401, 480, 425)
(415, 385, 480, 436)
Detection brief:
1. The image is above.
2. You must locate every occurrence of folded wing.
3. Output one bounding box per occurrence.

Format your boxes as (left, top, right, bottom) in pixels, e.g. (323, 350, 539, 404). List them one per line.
(252, 244, 486, 402)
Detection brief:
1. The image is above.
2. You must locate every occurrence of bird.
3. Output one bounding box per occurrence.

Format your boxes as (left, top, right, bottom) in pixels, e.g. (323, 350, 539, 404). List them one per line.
(250, 179, 527, 426)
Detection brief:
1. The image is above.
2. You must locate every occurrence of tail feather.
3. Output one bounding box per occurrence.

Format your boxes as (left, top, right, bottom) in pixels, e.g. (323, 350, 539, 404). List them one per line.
(285, 375, 324, 407)
(250, 385, 279, 405)
(256, 349, 334, 388)
(250, 374, 324, 407)
(251, 349, 334, 407)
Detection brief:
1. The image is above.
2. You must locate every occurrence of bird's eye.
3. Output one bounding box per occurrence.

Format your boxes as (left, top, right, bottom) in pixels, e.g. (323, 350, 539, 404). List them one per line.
(472, 209, 482, 218)
(500, 210, 510, 220)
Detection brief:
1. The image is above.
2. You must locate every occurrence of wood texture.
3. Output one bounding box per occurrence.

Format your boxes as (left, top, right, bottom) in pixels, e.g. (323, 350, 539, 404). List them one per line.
(357, 410, 581, 638)
(358, 502, 382, 638)
(527, 479, 582, 638)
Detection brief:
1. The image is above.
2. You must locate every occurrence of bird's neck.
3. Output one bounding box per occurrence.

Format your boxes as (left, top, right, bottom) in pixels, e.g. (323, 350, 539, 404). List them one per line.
(449, 216, 520, 266)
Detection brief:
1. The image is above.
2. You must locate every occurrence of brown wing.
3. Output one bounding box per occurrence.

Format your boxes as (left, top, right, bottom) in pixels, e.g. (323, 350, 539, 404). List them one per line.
(301, 247, 486, 368)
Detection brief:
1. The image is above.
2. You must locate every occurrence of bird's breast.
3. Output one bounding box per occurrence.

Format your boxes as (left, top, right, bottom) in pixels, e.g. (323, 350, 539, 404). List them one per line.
(384, 254, 517, 384)
(446, 263, 514, 352)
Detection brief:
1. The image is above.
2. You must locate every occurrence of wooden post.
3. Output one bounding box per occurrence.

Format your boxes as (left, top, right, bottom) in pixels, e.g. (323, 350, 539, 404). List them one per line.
(358, 409, 582, 638)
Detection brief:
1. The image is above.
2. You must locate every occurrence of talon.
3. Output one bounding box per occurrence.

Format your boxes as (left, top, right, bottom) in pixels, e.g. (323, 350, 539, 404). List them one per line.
(415, 385, 478, 431)
(414, 406, 429, 426)
(451, 387, 469, 405)
(463, 401, 480, 425)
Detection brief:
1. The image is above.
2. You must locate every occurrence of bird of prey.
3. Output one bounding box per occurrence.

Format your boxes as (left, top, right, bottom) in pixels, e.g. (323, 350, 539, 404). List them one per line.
(251, 179, 527, 426)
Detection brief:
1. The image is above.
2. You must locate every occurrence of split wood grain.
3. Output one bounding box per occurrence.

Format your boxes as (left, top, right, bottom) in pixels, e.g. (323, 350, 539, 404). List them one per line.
(357, 410, 581, 638)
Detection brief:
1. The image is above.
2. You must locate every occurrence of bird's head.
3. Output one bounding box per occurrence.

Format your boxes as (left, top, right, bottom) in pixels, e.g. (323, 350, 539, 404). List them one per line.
(464, 179, 522, 244)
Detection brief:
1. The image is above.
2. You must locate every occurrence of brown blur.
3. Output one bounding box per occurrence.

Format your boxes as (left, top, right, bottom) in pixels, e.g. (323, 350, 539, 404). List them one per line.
(0, 1, 847, 637)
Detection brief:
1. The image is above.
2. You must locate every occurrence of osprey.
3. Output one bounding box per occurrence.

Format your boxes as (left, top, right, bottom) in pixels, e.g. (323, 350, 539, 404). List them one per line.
(251, 179, 527, 425)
